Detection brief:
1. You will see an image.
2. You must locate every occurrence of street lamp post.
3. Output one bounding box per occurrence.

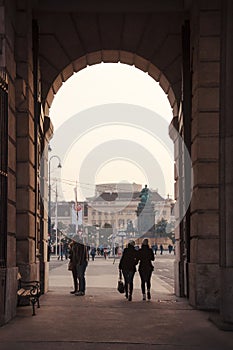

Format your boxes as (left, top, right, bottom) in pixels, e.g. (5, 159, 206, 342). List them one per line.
(48, 155, 62, 256)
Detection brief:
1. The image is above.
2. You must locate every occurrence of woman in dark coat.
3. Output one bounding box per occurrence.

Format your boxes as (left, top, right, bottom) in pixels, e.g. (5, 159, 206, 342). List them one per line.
(138, 238, 155, 300)
(119, 241, 138, 301)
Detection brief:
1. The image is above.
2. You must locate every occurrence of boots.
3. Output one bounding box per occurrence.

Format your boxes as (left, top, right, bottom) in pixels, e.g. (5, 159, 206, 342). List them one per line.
(70, 280, 78, 294)
(128, 286, 133, 301)
(125, 285, 128, 299)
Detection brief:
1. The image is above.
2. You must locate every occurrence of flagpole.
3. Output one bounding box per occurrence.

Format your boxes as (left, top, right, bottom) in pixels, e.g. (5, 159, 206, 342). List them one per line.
(74, 182, 78, 236)
(55, 180, 58, 256)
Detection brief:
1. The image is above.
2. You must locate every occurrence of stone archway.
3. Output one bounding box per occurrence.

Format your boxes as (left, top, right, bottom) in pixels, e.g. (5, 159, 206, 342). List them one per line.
(2, 0, 230, 326)
(43, 51, 186, 294)
(33, 2, 221, 314)
(44, 51, 179, 118)
(33, 5, 190, 307)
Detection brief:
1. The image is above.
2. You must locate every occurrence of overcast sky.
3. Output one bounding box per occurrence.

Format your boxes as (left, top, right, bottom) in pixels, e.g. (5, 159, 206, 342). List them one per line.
(48, 63, 174, 202)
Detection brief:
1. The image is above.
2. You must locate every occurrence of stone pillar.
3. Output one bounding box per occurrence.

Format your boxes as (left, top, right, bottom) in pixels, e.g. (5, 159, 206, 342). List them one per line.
(137, 202, 155, 235)
(189, 0, 221, 309)
(169, 116, 186, 297)
(219, 0, 233, 324)
(15, 1, 39, 281)
(39, 116, 53, 294)
(0, 1, 18, 325)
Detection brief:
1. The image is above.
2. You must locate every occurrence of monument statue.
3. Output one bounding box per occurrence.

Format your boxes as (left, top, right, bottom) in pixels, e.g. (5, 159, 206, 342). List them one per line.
(136, 184, 155, 234)
(139, 184, 149, 204)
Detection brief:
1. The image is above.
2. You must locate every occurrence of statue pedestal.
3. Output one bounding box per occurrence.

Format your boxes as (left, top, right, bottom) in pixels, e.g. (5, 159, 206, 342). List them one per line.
(137, 202, 155, 235)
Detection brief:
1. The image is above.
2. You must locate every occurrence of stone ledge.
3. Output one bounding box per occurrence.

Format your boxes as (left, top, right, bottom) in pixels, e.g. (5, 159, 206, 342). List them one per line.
(209, 313, 233, 332)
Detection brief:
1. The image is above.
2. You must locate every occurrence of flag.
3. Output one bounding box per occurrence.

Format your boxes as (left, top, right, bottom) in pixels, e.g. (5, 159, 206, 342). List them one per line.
(77, 204, 83, 225)
(74, 186, 82, 225)
(76, 204, 82, 211)
(71, 203, 77, 225)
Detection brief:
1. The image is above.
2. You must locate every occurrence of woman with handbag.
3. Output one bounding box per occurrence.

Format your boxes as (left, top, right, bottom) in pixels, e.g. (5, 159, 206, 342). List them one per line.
(119, 240, 138, 301)
(138, 238, 155, 301)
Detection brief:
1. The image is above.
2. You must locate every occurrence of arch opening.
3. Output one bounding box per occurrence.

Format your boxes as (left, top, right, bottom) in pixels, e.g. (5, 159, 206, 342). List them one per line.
(44, 51, 179, 118)
(46, 60, 178, 298)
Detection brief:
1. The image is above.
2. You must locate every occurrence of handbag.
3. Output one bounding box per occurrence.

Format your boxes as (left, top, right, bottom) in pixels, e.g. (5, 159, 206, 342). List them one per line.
(117, 270, 125, 294)
(68, 260, 73, 271)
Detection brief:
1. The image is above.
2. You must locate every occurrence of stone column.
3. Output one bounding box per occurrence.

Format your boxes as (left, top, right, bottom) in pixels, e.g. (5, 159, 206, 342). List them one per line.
(169, 116, 185, 297)
(39, 116, 53, 294)
(0, 1, 18, 325)
(189, 1, 221, 309)
(15, 1, 39, 281)
(219, 0, 233, 325)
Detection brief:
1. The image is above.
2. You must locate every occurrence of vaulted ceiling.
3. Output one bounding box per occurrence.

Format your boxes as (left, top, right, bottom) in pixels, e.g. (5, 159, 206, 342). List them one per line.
(32, 0, 188, 115)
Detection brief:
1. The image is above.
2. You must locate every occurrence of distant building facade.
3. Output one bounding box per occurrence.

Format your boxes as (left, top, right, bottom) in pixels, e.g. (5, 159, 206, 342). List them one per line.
(49, 187, 175, 245)
(85, 183, 174, 233)
(154, 196, 175, 225)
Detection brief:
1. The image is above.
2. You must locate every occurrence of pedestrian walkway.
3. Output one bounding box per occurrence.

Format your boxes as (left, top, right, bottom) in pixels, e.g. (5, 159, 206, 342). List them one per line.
(0, 258, 233, 350)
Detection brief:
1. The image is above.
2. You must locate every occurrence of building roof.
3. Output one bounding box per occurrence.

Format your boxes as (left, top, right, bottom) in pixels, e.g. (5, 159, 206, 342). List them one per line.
(86, 190, 164, 203)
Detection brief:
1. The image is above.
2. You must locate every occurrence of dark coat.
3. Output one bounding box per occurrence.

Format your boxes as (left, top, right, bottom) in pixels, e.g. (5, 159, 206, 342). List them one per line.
(119, 245, 139, 272)
(70, 242, 88, 266)
(138, 245, 155, 272)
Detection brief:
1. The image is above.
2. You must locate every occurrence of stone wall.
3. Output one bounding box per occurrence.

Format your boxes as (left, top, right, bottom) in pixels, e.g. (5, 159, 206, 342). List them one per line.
(0, 0, 18, 325)
(189, 0, 221, 309)
(14, 0, 39, 281)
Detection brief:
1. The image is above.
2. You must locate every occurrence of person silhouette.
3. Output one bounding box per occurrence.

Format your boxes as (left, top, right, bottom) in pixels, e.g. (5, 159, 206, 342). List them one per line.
(138, 239, 155, 301)
(160, 244, 164, 255)
(119, 241, 138, 301)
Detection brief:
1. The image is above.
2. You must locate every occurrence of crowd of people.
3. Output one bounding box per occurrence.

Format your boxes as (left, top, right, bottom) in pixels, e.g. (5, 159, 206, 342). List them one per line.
(62, 236, 172, 301)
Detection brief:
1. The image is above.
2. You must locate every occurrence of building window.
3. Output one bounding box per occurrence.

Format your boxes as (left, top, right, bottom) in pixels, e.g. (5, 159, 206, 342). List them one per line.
(118, 219, 125, 227)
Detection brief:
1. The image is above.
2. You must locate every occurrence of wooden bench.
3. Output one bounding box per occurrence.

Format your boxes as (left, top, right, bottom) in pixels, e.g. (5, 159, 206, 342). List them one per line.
(17, 273, 41, 316)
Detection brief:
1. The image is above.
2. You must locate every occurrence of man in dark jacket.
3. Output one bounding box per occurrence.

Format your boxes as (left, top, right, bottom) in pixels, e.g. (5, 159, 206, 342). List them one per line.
(70, 236, 88, 296)
(119, 240, 138, 301)
(68, 239, 79, 294)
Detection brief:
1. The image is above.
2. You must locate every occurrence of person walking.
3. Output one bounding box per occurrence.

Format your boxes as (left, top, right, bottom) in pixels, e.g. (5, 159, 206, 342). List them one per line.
(63, 240, 69, 259)
(152, 243, 158, 255)
(119, 240, 138, 301)
(58, 242, 64, 260)
(103, 247, 108, 260)
(168, 244, 173, 254)
(160, 244, 164, 255)
(90, 247, 96, 261)
(138, 239, 155, 301)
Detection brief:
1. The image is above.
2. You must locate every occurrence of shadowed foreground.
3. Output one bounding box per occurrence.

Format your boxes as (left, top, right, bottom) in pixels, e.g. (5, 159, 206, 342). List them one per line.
(0, 257, 233, 350)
